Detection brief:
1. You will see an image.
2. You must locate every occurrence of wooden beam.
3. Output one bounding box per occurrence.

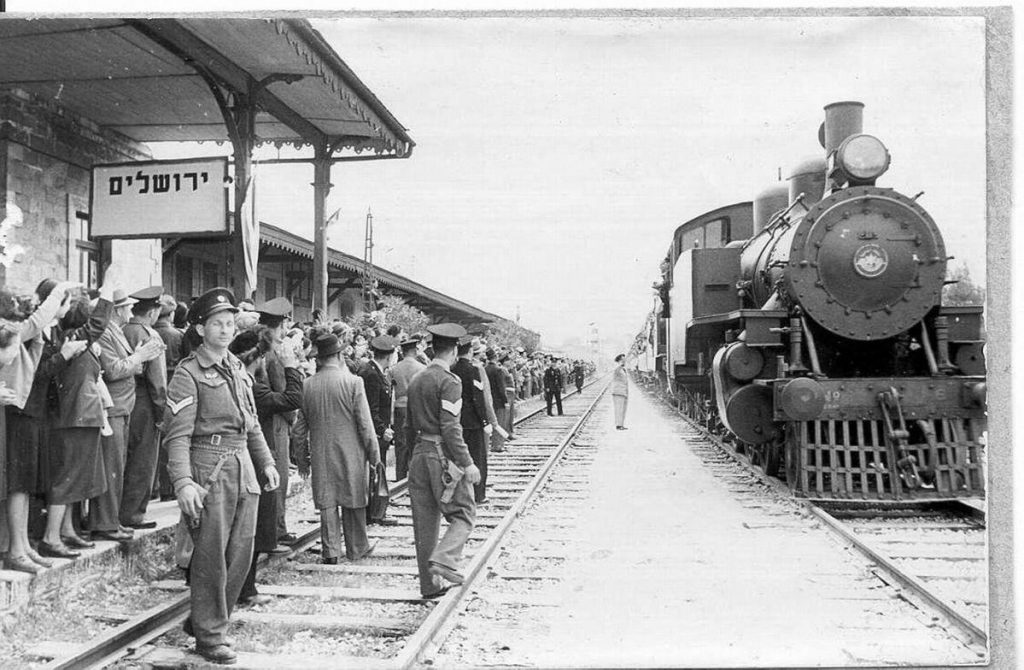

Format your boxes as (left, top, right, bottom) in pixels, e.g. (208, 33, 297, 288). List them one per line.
(259, 253, 296, 263)
(126, 19, 327, 146)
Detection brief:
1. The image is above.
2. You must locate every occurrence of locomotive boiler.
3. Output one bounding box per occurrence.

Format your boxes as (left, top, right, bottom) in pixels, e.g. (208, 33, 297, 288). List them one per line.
(647, 101, 986, 501)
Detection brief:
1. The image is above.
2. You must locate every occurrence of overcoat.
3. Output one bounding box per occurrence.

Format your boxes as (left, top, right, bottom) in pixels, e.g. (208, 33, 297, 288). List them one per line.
(293, 364, 380, 509)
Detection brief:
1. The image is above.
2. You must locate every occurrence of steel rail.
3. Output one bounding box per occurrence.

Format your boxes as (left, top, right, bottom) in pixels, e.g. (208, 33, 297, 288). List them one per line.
(57, 376, 603, 669)
(805, 504, 987, 647)
(648, 383, 988, 650)
(391, 378, 611, 669)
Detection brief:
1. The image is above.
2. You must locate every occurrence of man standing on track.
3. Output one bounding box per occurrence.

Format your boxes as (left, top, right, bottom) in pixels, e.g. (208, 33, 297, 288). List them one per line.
(543, 355, 564, 416)
(293, 334, 381, 564)
(484, 348, 509, 453)
(405, 323, 481, 598)
(453, 336, 492, 504)
(163, 288, 278, 665)
(256, 297, 296, 546)
(390, 335, 425, 480)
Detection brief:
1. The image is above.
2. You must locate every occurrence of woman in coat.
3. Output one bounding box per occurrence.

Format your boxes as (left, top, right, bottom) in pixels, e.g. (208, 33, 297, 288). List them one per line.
(41, 293, 115, 558)
(2, 279, 83, 574)
(293, 334, 381, 563)
(229, 329, 304, 606)
(611, 353, 629, 430)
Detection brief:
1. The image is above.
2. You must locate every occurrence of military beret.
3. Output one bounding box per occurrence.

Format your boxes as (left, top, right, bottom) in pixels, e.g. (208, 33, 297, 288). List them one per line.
(257, 297, 293, 325)
(370, 334, 398, 353)
(228, 329, 260, 357)
(188, 287, 237, 324)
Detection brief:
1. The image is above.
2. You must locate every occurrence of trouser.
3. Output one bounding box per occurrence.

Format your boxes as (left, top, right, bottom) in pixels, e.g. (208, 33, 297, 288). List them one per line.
(408, 442, 476, 597)
(272, 415, 290, 539)
(464, 428, 487, 503)
(320, 505, 370, 560)
(187, 448, 259, 649)
(394, 407, 410, 480)
(89, 414, 130, 532)
(155, 437, 173, 499)
(238, 550, 260, 601)
(491, 406, 508, 451)
(613, 394, 628, 427)
(545, 390, 563, 416)
(120, 395, 160, 525)
(507, 395, 517, 436)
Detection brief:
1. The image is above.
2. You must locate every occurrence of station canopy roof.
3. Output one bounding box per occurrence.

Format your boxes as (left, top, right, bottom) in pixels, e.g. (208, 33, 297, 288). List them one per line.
(0, 17, 413, 156)
(260, 222, 509, 327)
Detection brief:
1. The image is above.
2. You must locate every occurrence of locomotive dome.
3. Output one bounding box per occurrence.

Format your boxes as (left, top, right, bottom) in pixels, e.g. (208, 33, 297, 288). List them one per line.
(784, 185, 947, 341)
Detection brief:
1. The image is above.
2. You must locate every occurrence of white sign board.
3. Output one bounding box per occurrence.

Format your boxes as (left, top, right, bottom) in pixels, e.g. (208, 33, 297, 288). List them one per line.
(90, 157, 229, 238)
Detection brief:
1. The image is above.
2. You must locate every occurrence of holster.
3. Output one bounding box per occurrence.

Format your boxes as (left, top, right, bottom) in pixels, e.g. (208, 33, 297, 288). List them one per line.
(434, 443, 464, 504)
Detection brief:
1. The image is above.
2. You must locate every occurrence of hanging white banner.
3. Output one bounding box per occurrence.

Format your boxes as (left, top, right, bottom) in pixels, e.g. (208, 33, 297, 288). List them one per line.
(90, 157, 229, 238)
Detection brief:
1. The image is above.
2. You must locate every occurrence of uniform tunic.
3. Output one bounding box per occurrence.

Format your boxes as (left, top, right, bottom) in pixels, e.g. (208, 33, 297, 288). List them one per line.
(162, 344, 275, 650)
(405, 359, 476, 596)
(453, 358, 489, 502)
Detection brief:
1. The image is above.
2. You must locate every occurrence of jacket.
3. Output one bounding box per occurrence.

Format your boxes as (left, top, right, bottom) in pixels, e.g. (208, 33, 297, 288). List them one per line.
(452, 357, 488, 430)
(358, 359, 392, 440)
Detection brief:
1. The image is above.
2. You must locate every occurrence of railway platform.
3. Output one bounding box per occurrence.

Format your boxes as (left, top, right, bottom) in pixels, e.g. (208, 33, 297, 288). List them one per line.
(431, 379, 987, 668)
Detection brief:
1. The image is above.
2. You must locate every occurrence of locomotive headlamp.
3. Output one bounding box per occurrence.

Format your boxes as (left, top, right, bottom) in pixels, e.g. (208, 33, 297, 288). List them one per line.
(836, 134, 891, 182)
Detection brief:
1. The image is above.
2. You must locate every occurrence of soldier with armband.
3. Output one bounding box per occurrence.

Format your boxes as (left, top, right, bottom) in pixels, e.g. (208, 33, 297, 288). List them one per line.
(405, 323, 481, 599)
(162, 288, 279, 665)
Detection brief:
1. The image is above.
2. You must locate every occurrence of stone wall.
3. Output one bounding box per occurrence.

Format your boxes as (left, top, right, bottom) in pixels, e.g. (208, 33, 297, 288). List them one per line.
(0, 87, 161, 294)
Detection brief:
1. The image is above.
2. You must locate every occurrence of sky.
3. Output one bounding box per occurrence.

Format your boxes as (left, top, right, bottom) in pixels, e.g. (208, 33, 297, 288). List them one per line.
(220, 14, 986, 352)
(63, 10, 986, 354)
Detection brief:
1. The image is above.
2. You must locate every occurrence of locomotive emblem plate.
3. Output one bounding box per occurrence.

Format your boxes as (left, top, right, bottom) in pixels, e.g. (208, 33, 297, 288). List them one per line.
(853, 243, 888, 278)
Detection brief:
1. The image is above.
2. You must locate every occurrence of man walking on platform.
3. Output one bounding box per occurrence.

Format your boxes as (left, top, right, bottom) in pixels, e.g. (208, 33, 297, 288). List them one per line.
(120, 286, 168, 530)
(256, 297, 296, 545)
(405, 324, 480, 598)
(390, 336, 425, 480)
(453, 336, 491, 504)
(544, 356, 564, 416)
(293, 334, 381, 563)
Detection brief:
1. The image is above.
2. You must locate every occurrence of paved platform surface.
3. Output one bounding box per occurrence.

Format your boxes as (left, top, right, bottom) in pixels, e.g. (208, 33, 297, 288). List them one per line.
(436, 379, 987, 668)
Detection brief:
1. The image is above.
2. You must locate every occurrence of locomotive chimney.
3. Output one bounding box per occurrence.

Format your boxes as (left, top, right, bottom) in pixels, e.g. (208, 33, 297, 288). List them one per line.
(822, 101, 864, 154)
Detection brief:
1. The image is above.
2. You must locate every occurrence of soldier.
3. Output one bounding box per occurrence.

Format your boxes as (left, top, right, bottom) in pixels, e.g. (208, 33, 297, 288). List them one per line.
(405, 323, 481, 598)
(452, 336, 491, 504)
(256, 297, 296, 546)
(163, 288, 278, 665)
(120, 286, 168, 530)
(390, 335, 425, 480)
(543, 355, 564, 416)
(484, 348, 509, 453)
(359, 335, 397, 477)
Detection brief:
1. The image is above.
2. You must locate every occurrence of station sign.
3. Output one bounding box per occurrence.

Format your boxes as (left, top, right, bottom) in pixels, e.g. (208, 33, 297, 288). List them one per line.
(90, 157, 229, 238)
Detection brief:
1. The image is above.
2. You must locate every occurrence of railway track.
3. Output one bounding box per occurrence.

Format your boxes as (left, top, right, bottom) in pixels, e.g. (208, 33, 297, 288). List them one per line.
(650, 384, 989, 652)
(33, 377, 607, 669)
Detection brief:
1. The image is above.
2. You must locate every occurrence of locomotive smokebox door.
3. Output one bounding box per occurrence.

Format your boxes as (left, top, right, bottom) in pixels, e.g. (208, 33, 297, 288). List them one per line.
(785, 186, 947, 341)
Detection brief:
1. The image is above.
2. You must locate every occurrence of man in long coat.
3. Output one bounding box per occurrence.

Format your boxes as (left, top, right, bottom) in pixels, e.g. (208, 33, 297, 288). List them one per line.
(293, 334, 381, 563)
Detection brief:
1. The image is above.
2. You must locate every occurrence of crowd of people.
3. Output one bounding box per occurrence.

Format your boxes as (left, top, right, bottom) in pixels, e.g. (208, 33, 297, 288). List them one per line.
(0, 274, 593, 664)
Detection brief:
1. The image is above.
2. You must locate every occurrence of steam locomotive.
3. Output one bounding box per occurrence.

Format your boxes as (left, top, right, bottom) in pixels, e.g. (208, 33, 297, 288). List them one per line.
(636, 101, 986, 501)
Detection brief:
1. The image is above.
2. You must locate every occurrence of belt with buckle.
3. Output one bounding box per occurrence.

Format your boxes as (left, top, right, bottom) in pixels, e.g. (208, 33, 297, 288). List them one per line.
(191, 434, 247, 452)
